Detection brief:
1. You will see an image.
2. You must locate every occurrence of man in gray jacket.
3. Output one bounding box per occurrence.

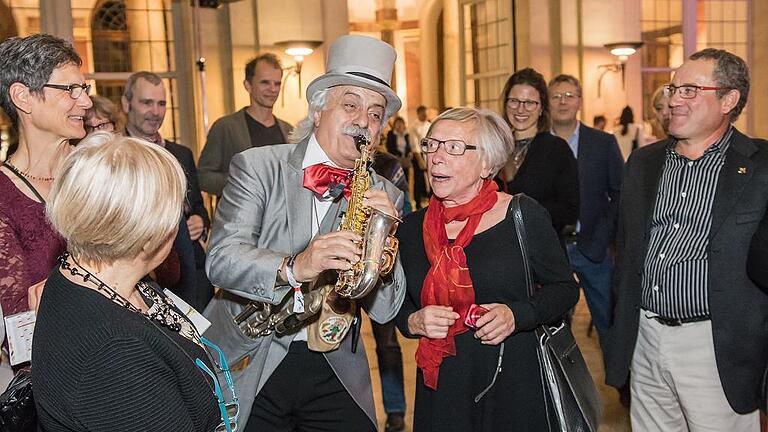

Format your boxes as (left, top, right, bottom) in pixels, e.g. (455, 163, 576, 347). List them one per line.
(203, 35, 405, 431)
(198, 53, 293, 196)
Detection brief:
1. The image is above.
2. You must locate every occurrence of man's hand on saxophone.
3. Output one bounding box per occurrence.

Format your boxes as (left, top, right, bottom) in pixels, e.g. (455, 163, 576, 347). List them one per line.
(291, 231, 363, 283)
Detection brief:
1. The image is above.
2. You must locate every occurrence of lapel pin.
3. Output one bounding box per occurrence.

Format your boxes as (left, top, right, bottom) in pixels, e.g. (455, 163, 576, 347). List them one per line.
(738, 166, 747, 174)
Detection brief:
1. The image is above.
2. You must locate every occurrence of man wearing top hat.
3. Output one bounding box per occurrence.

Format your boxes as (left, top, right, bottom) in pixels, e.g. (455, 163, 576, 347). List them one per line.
(203, 35, 406, 431)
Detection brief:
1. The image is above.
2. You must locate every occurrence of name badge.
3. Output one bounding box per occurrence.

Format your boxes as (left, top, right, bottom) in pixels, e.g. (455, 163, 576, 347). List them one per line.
(5, 311, 36, 366)
(163, 289, 211, 334)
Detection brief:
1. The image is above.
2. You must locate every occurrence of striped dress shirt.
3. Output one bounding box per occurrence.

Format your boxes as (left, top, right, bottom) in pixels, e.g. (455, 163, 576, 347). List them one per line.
(641, 127, 733, 319)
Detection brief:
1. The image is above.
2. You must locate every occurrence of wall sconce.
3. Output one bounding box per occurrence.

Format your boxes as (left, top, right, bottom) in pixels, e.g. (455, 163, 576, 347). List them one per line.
(276, 40, 322, 99)
(597, 42, 644, 97)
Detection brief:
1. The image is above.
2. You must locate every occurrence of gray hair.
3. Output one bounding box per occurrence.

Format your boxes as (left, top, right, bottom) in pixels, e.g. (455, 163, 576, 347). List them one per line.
(689, 48, 749, 122)
(290, 88, 331, 143)
(0, 34, 82, 128)
(290, 86, 388, 143)
(123, 71, 163, 102)
(427, 107, 513, 177)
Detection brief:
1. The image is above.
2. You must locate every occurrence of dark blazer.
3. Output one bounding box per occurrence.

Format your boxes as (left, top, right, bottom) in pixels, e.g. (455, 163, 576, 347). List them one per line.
(507, 132, 579, 235)
(748, 210, 768, 294)
(198, 108, 293, 196)
(575, 124, 624, 262)
(605, 129, 768, 414)
(165, 140, 214, 311)
(164, 140, 210, 232)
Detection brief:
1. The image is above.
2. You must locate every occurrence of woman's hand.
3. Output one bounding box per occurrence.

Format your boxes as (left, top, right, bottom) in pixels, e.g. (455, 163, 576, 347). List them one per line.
(27, 279, 46, 311)
(408, 305, 460, 339)
(474, 303, 515, 345)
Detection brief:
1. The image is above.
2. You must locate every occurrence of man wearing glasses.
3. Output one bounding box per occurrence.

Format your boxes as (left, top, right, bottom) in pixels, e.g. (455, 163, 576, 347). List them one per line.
(606, 48, 767, 431)
(549, 74, 624, 348)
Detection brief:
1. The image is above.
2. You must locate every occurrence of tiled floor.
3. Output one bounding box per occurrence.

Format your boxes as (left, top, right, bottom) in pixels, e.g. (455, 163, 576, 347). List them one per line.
(362, 294, 631, 431)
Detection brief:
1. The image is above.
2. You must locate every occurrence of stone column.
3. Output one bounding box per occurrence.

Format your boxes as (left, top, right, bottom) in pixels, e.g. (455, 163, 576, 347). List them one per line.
(39, 0, 73, 41)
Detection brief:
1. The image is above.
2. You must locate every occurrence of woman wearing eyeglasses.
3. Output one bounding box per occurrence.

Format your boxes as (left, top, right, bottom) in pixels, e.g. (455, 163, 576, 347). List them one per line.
(0, 34, 92, 326)
(395, 107, 579, 431)
(33, 132, 233, 431)
(84, 95, 125, 135)
(499, 68, 579, 241)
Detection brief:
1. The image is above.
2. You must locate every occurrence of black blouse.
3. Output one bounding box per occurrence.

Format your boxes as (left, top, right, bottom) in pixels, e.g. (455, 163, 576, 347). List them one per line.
(394, 196, 579, 431)
(506, 132, 580, 235)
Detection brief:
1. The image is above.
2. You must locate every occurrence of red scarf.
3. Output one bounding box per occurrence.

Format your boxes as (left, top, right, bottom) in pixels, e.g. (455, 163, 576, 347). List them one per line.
(417, 179, 498, 389)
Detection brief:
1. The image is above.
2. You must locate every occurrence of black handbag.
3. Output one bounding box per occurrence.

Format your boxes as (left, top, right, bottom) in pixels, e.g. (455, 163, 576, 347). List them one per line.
(0, 367, 36, 432)
(511, 195, 603, 432)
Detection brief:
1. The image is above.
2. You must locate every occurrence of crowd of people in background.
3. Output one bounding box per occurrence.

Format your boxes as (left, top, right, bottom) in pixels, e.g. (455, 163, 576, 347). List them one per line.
(0, 31, 766, 432)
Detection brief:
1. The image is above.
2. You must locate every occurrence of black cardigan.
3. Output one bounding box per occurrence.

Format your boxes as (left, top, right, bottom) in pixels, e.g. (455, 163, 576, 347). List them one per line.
(32, 268, 221, 432)
(506, 132, 579, 235)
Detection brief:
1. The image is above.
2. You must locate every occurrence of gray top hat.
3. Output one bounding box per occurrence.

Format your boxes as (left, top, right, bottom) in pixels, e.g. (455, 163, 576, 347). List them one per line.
(306, 35, 402, 118)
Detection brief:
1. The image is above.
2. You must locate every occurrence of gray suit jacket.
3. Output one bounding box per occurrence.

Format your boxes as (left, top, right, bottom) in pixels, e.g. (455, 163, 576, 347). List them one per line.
(198, 107, 293, 196)
(202, 138, 406, 427)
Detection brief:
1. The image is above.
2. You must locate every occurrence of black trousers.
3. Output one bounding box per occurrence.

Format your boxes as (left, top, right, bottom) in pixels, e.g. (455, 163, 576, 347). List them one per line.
(246, 342, 376, 432)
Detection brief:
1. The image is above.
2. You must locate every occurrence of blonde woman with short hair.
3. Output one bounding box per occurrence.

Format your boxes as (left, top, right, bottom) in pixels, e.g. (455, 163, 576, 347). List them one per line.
(32, 133, 231, 431)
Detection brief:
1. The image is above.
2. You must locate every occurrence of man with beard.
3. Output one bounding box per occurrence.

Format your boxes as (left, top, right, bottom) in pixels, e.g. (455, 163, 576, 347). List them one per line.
(122, 71, 212, 311)
(202, 35, 405, 431)
(198, 54, 293, 197)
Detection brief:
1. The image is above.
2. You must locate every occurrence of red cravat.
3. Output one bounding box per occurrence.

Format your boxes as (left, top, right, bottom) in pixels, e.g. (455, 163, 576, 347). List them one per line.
(302, 164, 353, 199)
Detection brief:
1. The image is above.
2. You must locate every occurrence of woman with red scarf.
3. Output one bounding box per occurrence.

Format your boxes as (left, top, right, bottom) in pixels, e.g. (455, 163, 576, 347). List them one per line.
(395, 107, 579, 431)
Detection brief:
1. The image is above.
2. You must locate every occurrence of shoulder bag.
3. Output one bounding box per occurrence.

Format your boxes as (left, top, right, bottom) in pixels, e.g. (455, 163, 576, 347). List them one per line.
(0, 366, 35, 432)
(511, 194, 603, 432)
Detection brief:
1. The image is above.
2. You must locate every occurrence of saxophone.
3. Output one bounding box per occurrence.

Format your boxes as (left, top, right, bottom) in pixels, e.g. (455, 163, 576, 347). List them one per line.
(334, 134, 400, 299)
(233, 134, 400, 338)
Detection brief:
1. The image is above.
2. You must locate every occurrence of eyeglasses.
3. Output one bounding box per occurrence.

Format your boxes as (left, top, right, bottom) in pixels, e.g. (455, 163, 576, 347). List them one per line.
(42, 83, 91, 99)
(505, 98, 540, 111)
(196, 336, 239, 432)
(420, 137, 477, 156)
(663, 84, 733, 99)
(550, 91, 579, 102)
(84, 121, 115, 133)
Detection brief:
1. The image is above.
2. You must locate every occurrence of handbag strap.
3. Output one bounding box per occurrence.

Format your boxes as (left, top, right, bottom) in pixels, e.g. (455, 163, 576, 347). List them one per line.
(511, 194, 535, 299)
(2, 162, 45, 204)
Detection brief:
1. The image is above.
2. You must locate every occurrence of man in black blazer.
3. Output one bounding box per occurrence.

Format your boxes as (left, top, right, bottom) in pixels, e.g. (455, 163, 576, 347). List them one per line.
(122, 71, 213, 312)
(606, 49, 766, 431)
(549, 74, 624, 342)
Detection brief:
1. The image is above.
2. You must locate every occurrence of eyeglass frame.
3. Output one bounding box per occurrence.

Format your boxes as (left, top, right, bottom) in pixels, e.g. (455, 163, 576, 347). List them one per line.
(196, 336, 240, 432)
(420, 137, 478, 156)
(42, 83, 92, 99)
(84, 121, 115, 133)
(662, 84, 734, 100)
(550, 91, 580, 102)
(505, 97, 541, 112)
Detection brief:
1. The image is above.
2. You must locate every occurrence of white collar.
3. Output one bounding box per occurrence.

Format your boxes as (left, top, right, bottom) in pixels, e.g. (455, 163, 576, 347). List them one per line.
(302, 134, 337, 169)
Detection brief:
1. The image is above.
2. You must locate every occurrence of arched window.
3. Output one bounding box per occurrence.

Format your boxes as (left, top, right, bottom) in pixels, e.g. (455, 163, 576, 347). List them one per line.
(92, 0, 132, 103)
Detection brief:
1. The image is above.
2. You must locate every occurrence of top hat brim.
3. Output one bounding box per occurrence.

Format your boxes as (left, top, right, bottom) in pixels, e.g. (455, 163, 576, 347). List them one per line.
(306, 73, 402, 119)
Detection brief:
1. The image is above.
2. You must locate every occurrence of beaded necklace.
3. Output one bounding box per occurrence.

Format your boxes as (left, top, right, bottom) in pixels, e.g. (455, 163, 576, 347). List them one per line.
(59, 252, 201, 347)
(4, 160, 54, 182)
